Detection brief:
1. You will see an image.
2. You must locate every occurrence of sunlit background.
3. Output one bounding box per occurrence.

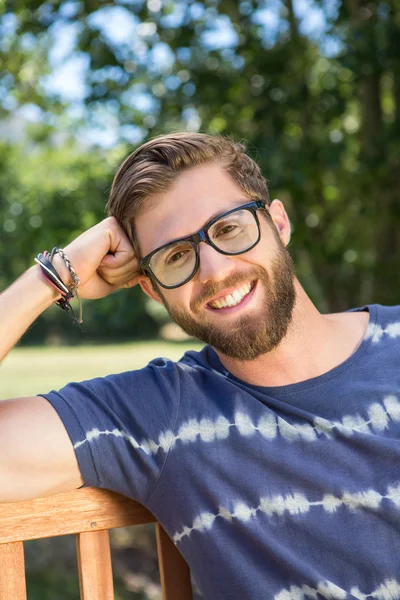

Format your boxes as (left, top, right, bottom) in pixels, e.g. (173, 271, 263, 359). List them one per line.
(1, 0, 399, 597)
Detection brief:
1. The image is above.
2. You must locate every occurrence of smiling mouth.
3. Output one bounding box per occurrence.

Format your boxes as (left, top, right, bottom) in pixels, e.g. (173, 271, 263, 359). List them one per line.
(207, 281, 256, 310)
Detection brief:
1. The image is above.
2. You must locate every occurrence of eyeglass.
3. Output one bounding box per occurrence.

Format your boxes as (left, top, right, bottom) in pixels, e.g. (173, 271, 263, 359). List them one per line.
(139, 199, 266, 289)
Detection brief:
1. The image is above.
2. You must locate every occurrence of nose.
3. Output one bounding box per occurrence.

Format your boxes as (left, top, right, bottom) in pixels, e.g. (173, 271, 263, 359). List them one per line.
(196, 241, 236, 284)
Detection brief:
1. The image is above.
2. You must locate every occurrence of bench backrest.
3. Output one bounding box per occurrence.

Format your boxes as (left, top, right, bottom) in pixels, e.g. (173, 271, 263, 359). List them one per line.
(0, 487, 192, 599)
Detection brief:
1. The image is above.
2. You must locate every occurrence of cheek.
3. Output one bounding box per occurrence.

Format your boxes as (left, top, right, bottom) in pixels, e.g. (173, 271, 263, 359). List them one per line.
(163, 287, 191, 310)
(246, 231, 281, 265)
(237, 243, 268, 269)
(182, 287, 195, 309)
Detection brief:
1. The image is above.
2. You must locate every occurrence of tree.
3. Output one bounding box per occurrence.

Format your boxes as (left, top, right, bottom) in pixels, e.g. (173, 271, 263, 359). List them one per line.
(1, 0, 399, 321)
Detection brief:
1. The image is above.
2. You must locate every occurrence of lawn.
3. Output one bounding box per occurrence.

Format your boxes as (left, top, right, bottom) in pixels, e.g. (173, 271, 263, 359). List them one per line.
(0, 340, 203, 400)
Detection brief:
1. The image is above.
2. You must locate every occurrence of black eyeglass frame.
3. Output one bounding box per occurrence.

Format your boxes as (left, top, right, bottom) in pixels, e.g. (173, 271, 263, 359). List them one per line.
(139, 199, 266, 289)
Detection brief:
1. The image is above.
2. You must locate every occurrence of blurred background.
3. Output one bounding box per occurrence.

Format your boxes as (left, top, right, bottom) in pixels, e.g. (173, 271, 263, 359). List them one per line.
(1, 0, 399, 597)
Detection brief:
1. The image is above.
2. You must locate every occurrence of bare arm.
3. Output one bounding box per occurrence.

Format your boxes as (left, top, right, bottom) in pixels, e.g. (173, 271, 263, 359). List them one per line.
(0, 217, 142, 363)
(0, 264, 62, 363)
(0, 396, 84, 501)
(0, 217, 144, 502)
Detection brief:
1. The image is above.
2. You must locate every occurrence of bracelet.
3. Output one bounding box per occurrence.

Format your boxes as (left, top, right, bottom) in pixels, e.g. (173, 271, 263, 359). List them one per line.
(50, 248, 80, 294)
(35, 252, 73, 299)
(34, 249, 84, 328)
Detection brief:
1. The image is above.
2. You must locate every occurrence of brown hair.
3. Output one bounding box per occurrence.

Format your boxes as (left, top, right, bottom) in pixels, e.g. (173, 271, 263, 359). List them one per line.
(106, 132, 270, 249)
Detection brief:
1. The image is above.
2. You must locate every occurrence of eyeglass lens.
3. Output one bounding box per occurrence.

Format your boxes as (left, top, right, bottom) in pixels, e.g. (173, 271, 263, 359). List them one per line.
(149, 208, 259, 287)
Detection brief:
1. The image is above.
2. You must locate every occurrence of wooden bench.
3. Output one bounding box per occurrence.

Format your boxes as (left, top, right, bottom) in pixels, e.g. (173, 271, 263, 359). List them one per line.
(0, 487, 193, 599)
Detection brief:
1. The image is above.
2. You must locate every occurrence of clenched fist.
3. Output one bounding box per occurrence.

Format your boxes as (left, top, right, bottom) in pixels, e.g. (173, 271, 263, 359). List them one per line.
(54, 217, 145, 300)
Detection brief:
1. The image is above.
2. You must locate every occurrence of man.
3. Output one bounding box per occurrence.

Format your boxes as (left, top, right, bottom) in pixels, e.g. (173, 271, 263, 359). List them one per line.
(1, 132, 399, 600)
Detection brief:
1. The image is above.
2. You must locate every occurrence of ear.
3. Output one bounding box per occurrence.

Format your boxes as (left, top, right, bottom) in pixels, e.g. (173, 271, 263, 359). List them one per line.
(268, 199, 291, 246)
(139, 277, 164, 304)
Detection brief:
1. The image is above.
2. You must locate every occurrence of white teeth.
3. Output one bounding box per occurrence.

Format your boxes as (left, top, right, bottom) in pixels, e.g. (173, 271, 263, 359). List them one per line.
(226, 294, 235, 306)
(232, 290, 242, 302)
(209, 283, 253, 309)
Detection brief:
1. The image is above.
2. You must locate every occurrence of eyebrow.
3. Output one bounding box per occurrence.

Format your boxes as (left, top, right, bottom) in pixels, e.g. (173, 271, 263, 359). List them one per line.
(157, 199, 251, 248)
(140, 197, 261, 263)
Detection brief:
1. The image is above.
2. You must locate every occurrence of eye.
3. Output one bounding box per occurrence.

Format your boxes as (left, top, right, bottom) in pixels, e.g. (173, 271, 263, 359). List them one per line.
(217, 224, 237, 236)
(167, 250, 189, 264)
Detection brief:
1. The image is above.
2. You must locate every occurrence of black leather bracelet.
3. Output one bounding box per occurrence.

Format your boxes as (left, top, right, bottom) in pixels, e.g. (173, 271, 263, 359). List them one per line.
(34, 251, 83, 328)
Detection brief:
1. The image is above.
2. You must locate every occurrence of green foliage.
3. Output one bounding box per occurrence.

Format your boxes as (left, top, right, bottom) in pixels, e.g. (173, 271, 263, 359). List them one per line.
(2, 0, 399, 594)
(25, 528, 159, 600)
(0, 140, 159, 343)
(1, 0, 399, 325)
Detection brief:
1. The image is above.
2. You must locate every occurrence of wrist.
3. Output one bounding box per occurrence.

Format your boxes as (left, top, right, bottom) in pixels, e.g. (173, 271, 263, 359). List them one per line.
(36, 249, 83, 327)
(51, 254, 75, 289)
(32, 252, 75, 303)
(29, 264, 63, 304)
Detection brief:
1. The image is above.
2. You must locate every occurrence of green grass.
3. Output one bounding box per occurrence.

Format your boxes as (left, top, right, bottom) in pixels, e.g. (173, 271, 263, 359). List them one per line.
(0, 340, 203, 400)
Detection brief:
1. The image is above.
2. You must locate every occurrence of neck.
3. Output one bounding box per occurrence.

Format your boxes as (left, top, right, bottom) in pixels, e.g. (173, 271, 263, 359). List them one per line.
(215, 280, 369, 388)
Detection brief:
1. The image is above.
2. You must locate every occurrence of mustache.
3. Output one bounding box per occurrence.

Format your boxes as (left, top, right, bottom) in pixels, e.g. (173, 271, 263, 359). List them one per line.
(191, 265, 269, 312)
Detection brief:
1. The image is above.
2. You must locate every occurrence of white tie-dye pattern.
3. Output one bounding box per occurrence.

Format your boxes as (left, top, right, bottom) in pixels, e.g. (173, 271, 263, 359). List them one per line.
(275, 579, 347, 599)
(74, 427, 141, 450)
(386, 322, 400, 339)
(274, 578, 400, 600)
(73, 317, 399, 453)
(171, 481, 400, 543)
(364, 319, 400, 343)
(73, 394, 400, 455)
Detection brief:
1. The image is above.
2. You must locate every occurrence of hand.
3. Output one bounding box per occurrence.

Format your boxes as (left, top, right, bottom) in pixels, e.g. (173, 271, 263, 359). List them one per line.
(54, 217, 145, 300)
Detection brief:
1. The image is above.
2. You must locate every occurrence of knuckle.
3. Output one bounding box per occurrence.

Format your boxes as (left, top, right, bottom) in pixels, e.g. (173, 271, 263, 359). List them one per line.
(103, 216, 120, 234)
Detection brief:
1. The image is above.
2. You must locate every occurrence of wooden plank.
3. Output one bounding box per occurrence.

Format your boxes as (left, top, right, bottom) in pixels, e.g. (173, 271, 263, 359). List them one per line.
(156, 523, 192, 600)
(77, 530, 114, 600)
(0, 488, 155, 544)
(0, 541, 27, 600)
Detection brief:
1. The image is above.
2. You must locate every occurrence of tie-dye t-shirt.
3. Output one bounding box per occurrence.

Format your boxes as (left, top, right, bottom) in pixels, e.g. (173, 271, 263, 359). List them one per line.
(41, 303, 400, 600)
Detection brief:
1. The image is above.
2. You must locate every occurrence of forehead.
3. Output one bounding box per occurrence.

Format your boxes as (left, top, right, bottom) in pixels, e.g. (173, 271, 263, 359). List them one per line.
(135, 163, 249, 256)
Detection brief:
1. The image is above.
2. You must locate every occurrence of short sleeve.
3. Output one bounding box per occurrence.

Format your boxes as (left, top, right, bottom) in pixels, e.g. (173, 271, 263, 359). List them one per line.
(39, 357, 181, 505)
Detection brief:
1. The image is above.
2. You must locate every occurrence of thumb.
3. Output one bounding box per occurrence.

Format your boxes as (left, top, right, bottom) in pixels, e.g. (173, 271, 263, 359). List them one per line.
(99, 252, 126, 268)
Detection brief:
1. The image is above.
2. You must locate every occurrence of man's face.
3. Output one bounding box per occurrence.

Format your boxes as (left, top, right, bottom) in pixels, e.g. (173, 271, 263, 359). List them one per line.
(135, 164, 296, 361)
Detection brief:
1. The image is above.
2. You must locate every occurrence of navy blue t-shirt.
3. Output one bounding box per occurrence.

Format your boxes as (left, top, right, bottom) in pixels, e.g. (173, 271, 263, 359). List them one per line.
(41, 304, 400, 599)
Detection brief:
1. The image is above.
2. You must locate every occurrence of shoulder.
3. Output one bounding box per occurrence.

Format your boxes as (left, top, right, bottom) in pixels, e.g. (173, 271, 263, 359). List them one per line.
(177, 344, 225, 373)
(347, 303, 400, 333)
(360, 303, 400, 346)
(372, 303, 400, 326)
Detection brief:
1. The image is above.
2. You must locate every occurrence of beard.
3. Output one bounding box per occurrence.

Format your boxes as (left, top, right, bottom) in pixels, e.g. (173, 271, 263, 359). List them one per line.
(156, 240, 297, 362)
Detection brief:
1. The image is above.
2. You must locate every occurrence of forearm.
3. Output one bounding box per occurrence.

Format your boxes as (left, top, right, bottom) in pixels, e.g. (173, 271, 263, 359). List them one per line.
(0, 219, 139, 364)
(0, 260, 69, 363)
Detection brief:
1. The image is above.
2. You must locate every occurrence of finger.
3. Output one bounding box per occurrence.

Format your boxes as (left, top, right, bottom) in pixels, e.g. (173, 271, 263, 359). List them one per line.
(100, 269, 142, 290)
(98, 257, 140, 278)
(99, 250, 138, 269)
(99, 257, 140, 272)
(107, 218, 138, 257)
